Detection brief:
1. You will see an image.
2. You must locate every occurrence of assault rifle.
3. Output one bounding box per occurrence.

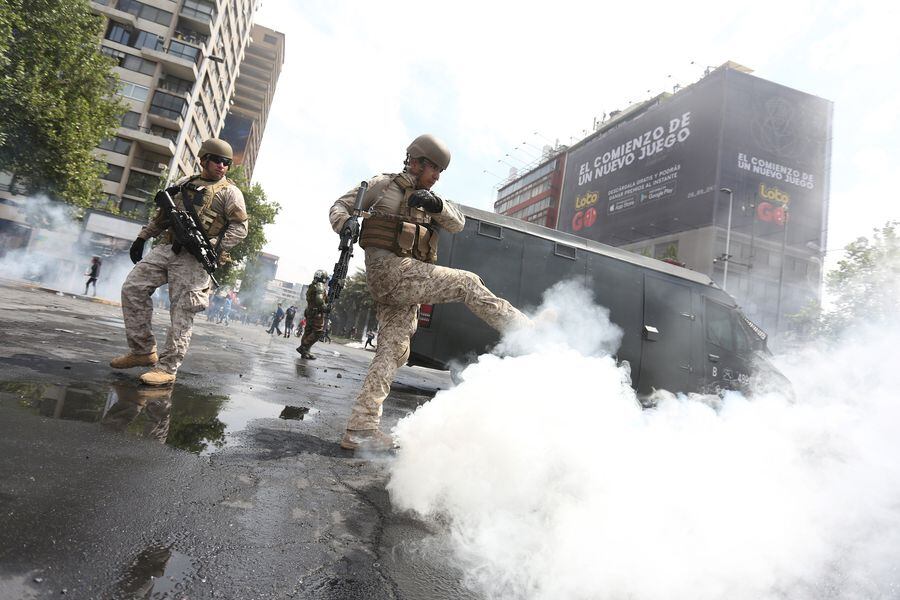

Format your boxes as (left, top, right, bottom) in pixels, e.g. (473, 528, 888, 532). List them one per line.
(322, 180, 368, 340)
(154, 185, 221, 287)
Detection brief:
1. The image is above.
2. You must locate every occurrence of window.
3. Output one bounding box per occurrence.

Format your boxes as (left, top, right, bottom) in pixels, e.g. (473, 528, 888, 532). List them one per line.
(167, 40, 199, 63)
(705, 300, 734, 351)
(120, 111, 141, 129)
(101, 164, 124, 182)
(121, 54, 156, 75)
(98, 136, 132, 155)
(105, 22, 131, 45)
(149, 91, 187, 121)
(119, 81, 149, 102)
(158, 75, 193, 96)
(117, 0, 172, 25)
(125, 171, 159, 198)
(120, 198, 149, 219)
(264, 34, 278, 44)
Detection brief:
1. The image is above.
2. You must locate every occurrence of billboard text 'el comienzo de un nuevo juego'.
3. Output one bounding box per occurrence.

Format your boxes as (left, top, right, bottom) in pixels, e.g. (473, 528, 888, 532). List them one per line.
(558, 68, 832, 251)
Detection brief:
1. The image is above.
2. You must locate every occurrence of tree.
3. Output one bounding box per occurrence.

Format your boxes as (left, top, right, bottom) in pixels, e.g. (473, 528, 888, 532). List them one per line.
(330, 269, 375, 335)
(220, 164, 280, 288)
(793, 221, 900, 340)
(0, 0, 126, 207)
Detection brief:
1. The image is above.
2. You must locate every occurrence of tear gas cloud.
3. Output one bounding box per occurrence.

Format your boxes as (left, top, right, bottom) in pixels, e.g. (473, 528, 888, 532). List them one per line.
(0, 196, 136, 301)
(388, 280, 900, 600)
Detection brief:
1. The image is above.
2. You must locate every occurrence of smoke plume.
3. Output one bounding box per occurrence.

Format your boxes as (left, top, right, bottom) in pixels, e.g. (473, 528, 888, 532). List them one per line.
(0, 196, 136, 301)
(388, 280, 900, 600)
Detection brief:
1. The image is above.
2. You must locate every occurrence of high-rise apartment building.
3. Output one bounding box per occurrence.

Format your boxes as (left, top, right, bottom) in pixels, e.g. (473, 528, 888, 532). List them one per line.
(90, 0, 259, 218)
(220, 24, 284, 180)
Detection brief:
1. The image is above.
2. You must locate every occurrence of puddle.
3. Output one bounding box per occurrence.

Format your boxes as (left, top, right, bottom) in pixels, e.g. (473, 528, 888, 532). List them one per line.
(115, 543, 197, 599)
(0, 380, 316, 455)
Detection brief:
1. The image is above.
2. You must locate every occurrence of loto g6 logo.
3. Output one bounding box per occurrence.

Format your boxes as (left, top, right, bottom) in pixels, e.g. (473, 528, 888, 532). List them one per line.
(756, 183, 790, 225)
(572, 191, 599, 231)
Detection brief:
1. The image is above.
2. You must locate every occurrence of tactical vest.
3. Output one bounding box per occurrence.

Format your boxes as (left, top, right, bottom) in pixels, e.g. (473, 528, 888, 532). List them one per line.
(162, 175, 234, 244)
(359, 174, 440, 263)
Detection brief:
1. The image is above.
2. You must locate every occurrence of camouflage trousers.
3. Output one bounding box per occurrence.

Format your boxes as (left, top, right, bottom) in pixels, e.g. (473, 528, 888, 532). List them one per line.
(120, 244, 211, 374)
(346, 252, 529, 431)
(299, 310, 326, 350)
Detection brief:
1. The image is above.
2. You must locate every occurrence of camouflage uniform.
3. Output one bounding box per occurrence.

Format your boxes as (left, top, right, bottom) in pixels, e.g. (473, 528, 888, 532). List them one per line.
(120, 175, 248, 374)
(330, 173, 528, 431)
(299, 278, 328, 353)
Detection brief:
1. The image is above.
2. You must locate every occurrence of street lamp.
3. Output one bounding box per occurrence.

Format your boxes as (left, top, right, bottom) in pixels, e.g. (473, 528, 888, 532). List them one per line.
(719, 187, 734, 291)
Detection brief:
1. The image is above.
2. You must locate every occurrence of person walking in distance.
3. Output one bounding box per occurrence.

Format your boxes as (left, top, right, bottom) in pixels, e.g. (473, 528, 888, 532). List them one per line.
(84, 256, 101, 296)
(284, 305, 297, 338)
(267, 302, 285, 335)
(329, 134, 530, 451)
(109, 138, 248, 385)
(364, 329, 376, 350)
(296, 270, 328, 359)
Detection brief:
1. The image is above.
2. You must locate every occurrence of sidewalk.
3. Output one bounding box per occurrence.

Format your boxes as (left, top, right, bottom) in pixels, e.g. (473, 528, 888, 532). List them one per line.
(0, 277, 122, 307)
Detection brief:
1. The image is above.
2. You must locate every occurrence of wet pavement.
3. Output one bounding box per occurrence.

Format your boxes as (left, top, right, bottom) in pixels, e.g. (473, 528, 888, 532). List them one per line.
(0, 282, 473, 599)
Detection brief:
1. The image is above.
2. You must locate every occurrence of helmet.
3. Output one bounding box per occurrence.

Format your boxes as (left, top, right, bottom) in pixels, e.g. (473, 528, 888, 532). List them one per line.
(406, 134, 451, 171)
(314, 270, 328, 282)
(199, 138, 233, 160)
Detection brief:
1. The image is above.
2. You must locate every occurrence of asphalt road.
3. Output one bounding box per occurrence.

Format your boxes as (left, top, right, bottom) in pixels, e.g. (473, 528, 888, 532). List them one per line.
(0, 282, 474, 600)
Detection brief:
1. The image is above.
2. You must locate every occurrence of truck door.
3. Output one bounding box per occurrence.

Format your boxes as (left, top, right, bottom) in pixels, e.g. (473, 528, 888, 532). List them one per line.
(702, 298, 753, 393)
(638, 275, 695, 395)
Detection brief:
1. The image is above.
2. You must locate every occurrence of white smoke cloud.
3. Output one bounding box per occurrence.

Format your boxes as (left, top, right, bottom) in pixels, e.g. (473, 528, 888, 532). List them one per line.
(0, 196, 135, 301)
(387, 281, 900, 600)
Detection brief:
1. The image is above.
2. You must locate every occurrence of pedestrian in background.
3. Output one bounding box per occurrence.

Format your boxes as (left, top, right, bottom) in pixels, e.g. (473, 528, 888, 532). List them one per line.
(284, 305, 297, 337)
(83, 256, 101, 296)
(364, 330, 376, 350)
(329, 134, 529, 451)
(267, 302, 285, 335)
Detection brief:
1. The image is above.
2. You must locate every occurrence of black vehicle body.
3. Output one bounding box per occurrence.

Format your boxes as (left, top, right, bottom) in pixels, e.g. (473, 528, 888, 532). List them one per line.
(409, 205, 786, 397)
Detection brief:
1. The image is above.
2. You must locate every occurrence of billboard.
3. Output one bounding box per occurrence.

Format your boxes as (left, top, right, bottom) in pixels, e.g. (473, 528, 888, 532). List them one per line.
(558, 72, 726, 244)
(718, 70, 832, 250)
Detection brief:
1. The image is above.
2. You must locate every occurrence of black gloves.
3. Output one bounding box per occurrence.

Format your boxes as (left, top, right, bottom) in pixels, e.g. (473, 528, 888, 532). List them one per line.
(340, 218, 360, 241)
(408, 190, 444, 213)
(129, 237, 146, 264)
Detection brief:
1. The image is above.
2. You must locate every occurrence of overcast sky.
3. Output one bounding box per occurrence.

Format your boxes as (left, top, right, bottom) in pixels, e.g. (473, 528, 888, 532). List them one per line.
(250, 0, 899, 285)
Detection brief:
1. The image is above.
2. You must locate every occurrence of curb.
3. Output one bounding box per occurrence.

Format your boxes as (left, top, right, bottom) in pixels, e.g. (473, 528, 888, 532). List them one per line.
(0, 278, 122, 307)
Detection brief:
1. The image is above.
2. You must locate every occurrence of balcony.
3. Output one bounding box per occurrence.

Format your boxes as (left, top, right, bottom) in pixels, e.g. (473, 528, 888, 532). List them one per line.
(141, 40, 199, 80)
(117, 125, 176, 156)
(130, 156, 168, 173)
(179, 0, 216, 34)
(89, 1, 137, 27)
(173, 25, 209, 49)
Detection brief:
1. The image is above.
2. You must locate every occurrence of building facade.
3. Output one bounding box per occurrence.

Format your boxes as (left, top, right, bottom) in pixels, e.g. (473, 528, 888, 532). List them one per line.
(220, 24, 284, 180)
(499, 63, 832, 338)
(493, 152, 567, 228)
(90, 0, 260, 219)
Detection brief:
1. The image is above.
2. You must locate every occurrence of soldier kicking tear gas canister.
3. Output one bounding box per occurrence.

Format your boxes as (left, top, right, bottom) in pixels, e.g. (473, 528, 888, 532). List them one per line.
(329, 134, 530, 452)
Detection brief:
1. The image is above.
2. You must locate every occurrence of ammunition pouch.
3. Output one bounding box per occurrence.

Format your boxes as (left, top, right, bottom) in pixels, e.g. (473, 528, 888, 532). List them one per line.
(360, 215, 439, 263)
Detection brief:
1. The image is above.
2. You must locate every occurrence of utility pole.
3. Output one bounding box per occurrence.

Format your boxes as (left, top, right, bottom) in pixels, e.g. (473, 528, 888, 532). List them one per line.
(719, 188, 734, 291)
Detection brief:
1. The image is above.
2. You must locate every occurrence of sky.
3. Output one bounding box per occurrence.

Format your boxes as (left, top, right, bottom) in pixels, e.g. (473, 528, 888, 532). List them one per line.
(250, 0, 900, 285)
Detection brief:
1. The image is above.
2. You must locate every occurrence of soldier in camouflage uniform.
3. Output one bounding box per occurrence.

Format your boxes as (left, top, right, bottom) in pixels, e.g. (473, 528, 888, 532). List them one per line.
(329, 134, 530, 451)
(110, 138, 249, 386)
(296, 270, 329, 359)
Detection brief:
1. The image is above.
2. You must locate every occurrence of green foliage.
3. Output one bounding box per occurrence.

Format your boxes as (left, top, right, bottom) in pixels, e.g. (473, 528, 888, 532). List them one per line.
(0, 0, 126, 206)
(330, 268, 375, 333)
(793, 221, 900, 340)
(218, 164, 280, 288)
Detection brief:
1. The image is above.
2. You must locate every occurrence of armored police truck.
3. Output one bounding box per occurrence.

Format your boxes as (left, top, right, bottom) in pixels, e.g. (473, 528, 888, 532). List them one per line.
(409, 205, 787, 397)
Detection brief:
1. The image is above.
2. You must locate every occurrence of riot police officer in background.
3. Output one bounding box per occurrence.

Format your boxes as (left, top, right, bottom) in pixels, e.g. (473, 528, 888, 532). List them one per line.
(296, 269, 329, 359)
(329, 134, 530, 451)
(110, 138, 249, 385)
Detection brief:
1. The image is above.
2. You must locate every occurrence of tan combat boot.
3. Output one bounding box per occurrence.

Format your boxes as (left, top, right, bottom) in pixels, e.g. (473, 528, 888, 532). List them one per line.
(139, 368, 176, 386)
(340, 429, 397, 452)
(110, 351, 158, 369)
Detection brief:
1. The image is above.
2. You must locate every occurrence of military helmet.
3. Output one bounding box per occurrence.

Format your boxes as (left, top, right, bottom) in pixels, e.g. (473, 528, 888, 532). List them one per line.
(406, 134, 451, 171)
(314, 269, 328, 282)
(199, 138, 233, 160)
